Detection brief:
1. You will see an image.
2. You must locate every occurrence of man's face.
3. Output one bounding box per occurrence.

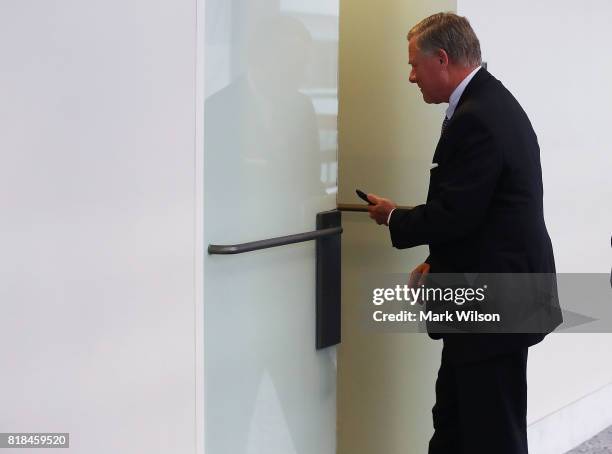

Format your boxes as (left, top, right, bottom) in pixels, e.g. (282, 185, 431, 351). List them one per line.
(408, 38, 447, 104)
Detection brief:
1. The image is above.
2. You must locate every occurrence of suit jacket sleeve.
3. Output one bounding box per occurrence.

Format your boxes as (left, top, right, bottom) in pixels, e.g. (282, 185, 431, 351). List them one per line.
(389, 112, 502, 249)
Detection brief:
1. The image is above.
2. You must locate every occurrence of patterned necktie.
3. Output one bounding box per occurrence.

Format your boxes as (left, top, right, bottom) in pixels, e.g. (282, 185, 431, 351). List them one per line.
(441, 116, 449, 135)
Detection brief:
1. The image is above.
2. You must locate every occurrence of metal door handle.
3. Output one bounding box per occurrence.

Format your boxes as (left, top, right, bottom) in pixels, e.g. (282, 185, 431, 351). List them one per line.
(208, 225, 342, 254)
(208, 210, 342, 349)
(337, 203, 413, 212)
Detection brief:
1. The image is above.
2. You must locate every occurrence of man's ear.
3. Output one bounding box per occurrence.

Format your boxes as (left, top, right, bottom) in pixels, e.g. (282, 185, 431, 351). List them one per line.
(436, 48, 449, 67)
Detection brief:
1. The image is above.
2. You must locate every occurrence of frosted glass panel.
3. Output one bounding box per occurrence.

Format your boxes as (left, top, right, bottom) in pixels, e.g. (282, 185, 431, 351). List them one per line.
(203, 0, 339, 453)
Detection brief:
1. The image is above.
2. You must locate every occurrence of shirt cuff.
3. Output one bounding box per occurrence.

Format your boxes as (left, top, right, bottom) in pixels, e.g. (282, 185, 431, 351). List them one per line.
(387, 208, 396, 226)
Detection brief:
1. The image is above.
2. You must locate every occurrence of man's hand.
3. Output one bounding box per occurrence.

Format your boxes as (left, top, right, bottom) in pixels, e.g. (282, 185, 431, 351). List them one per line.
(408, 262, 430, 305)
(367, 194, 397, 226)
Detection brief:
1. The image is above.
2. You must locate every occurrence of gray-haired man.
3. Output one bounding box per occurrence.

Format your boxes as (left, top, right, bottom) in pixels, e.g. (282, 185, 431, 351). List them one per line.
(367, 12, 561, 454)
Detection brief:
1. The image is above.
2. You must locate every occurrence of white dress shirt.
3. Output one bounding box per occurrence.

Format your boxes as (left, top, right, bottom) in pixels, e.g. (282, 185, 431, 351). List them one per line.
(445, 65, 481, 120)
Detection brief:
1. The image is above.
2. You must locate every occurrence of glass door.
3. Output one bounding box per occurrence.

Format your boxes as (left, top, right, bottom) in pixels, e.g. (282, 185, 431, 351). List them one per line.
(203, 0, 339, 452)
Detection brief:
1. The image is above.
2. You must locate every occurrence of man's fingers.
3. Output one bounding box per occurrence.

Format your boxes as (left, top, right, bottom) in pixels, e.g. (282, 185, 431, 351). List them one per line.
(408, 270, 418, 288)
(367, 204, 387, 225)
(417, 266, 430, 287)
(409, 263, 430, 290)
(367, 194, 380, 204)
(418, 273, 428, 288)
(419, 266, 429, 285)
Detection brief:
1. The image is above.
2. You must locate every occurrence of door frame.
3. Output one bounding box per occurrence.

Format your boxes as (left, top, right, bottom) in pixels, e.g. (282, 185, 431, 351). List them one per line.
(195, 0, 206, 453)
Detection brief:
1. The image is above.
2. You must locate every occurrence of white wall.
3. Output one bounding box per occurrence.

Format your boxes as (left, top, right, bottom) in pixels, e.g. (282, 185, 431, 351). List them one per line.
(458, 0, 611, 274)
(457, 3, 612, 449)
(0, 1, 199, 453)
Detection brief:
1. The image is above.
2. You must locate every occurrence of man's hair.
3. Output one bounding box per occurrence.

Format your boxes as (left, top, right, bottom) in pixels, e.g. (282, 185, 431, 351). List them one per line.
(408, 12, 481, 67)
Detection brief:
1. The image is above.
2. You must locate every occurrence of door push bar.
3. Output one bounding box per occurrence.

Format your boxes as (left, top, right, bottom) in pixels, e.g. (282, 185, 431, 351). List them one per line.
(336, 203, 414, 213)
(207, 204, 412, 255)
(207, 210, 342, 350)
(208, 226, 342, 255)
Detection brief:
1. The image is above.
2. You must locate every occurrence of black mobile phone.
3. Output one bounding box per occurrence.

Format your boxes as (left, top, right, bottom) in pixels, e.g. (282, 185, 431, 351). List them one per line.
(356, 189, 374, 205)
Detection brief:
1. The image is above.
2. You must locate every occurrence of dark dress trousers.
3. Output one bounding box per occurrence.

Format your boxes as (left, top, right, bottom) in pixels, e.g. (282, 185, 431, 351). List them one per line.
(388, 68, 563, 453)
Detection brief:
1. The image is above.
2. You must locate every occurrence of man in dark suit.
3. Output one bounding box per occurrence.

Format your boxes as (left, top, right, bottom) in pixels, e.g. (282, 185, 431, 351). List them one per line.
(366, 13, 562, 454)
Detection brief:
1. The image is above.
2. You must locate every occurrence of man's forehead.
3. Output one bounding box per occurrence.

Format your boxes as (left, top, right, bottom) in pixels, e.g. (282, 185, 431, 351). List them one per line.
(408, 39, 419, 61)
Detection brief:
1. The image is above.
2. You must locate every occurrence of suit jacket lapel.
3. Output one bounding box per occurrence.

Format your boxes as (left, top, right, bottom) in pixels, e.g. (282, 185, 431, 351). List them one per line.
(432, 68, 493, 165)
(454, 67, 491, 113)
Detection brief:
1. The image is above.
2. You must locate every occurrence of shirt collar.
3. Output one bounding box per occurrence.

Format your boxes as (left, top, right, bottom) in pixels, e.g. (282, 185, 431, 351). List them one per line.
(445, 66, 481, 120)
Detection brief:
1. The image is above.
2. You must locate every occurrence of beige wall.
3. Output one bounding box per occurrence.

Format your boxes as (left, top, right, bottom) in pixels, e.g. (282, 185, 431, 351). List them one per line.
(337, 1, 455, 453)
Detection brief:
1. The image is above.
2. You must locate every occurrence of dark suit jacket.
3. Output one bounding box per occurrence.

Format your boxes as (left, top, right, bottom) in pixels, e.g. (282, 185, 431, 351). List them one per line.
(388, 68, 562, 364)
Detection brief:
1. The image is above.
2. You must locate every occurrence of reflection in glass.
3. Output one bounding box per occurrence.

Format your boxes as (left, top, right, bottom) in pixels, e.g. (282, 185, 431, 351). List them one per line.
(204, 1, 339, 453)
